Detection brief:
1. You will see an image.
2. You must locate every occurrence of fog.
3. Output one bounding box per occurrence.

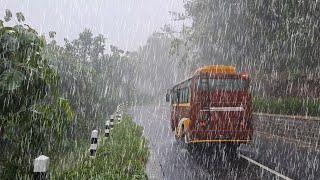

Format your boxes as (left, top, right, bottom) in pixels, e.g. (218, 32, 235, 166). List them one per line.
(0, 0, 184, 51)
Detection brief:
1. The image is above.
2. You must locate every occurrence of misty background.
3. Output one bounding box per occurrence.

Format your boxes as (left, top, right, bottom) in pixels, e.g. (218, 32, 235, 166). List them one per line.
(0, 0, 185, 51)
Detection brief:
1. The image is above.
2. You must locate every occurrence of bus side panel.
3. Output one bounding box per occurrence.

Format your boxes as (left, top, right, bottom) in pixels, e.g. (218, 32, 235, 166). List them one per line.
(170, 105, 175, 131)
(171, 104, 180, 131)
(189, 77, 198, 131)
(171, 104, 191, 131)
(178, 105, 191, 129)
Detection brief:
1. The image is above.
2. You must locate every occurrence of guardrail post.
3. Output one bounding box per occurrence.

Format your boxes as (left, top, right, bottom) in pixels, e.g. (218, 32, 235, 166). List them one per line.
(89, 130, 98, 156)
(105, 121, 110, 137)
(110, 115, 114, 130)
(33, 155, 49, 180)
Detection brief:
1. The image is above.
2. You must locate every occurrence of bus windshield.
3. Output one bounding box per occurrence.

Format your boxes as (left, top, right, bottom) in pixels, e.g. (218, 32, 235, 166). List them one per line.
(198, 78, 248, 91)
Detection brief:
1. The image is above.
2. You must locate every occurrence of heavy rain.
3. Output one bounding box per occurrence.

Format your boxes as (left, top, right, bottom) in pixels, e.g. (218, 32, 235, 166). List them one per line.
(0, 0, 319, 179)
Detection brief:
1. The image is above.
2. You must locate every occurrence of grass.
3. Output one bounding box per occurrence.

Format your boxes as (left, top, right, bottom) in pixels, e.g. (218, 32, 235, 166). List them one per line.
(50, 139, 89, 178)
(53, 115, 149, 179)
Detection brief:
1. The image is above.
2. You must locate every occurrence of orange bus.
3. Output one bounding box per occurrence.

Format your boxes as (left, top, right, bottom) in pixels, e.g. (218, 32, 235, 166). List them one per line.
(166, 65, 253, 152)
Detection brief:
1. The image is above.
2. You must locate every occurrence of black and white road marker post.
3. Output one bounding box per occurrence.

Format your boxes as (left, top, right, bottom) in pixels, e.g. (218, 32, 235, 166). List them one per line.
(89, 129, 98, 157)
(110, 115, 114, 130)
(33, 155, 49, 180)
(116, 105, 122, 114)
(105, 121, 110, 137)
(116, 113, 122, 123)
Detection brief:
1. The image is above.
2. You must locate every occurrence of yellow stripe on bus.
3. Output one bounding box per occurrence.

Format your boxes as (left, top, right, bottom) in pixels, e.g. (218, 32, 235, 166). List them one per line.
(189, 139, 250, 144)
(172, 103, 191, 107)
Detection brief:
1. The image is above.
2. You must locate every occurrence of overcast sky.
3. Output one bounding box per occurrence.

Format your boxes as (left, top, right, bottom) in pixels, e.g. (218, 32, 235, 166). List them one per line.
(0, 0, 185, 51)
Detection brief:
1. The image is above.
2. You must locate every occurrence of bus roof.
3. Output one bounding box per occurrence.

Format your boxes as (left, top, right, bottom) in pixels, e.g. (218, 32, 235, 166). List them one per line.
(170, 65, 238, 90)
(194, 65, 236, 75)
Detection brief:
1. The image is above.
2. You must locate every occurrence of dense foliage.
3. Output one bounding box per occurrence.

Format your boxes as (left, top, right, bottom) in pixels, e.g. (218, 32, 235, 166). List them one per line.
(170, 0, 320, 98)
(46, 29, 136, 139)
(0, 11, 73, 178)
(0, 10, 137, 178)
(253, 97, 320, 117)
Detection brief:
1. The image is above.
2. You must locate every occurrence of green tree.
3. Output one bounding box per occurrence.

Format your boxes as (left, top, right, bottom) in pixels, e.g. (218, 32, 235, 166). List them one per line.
(172, 0, 320, 98)
(0, 11, 73, 178)
(46, 29, 137, 139)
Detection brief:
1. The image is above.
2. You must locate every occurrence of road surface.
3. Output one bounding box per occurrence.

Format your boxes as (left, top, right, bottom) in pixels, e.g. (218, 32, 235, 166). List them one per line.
(129, 105, 283, 180)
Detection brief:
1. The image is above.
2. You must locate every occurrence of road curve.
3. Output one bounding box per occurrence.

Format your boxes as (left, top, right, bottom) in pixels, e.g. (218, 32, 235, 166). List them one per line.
(129, 105, 280, 180)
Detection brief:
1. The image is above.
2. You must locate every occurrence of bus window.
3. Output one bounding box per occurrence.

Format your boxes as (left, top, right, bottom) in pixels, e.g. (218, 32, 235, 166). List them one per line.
(176, 91, 180, 103)
(201, 78, 209, 90)
(186, 88, 189, 103)
(185, 88, 188, 103)
(210, 79, 248, 91)
(171, 90, 178, 104)
(180, 89, 184, 103)
(170, 91, 174, 104)
(196, 77, 209, 91)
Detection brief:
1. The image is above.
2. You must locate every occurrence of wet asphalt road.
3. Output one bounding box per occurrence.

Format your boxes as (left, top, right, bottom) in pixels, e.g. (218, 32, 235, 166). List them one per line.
(129, 105, 280, 180)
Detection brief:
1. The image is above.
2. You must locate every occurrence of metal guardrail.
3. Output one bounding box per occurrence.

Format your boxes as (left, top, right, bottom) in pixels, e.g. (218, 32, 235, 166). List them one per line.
(253, 112, 320, 121)
(253, 113, 320, 149)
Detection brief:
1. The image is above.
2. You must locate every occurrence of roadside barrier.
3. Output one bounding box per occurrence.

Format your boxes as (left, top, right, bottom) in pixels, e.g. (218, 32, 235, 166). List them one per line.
(253, 113, 320, 149)
(89, 130, 99, 157)
(88, 104, 125, 158)
(116, 113, 122, 123)
(27, 104, 126, 179)
(105, 120, 110, 137)
(110, 115, 114, 130)
(116, 104, 124, 123)
(33, 155, 49, 180)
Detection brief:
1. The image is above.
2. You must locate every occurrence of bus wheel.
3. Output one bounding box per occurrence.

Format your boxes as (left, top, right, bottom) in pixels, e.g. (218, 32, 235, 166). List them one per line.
(183, 132, 195, 152)
(174, 128, 180, 140)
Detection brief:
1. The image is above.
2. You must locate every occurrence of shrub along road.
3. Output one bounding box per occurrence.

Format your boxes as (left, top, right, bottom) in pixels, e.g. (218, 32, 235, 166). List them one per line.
(53, 115, 149, 179)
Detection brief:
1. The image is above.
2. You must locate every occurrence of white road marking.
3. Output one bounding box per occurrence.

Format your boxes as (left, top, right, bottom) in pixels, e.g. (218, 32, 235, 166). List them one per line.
(239, 153, 293, 180)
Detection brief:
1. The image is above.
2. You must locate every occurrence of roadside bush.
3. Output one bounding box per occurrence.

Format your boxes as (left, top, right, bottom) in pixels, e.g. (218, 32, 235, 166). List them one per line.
(55, 115, 149, 179)
(253, 97, 320, 117)
(0, 11, 73, 178)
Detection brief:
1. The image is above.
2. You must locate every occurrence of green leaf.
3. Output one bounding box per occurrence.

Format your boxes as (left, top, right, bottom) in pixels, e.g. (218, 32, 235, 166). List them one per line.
(58, 98, 74, 121)
(4, 9, 12, 22)
(16, 12, 25, 23)
(49, 31, 56, 39)
(0, 70, 26, 91)
(1, 32, 19, 53)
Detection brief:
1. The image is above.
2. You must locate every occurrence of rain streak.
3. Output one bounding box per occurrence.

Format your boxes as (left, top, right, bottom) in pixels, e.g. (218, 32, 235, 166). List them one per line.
(0, 0, 319, 180)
